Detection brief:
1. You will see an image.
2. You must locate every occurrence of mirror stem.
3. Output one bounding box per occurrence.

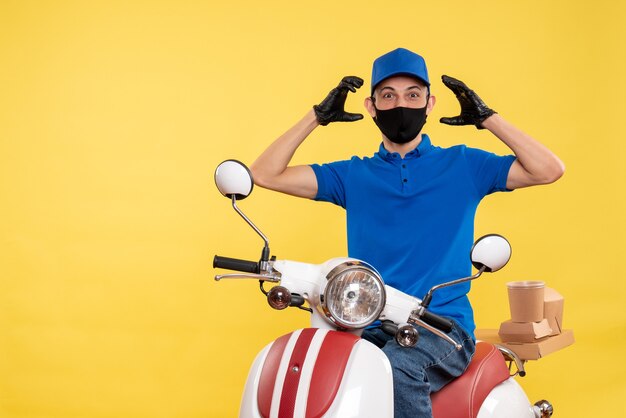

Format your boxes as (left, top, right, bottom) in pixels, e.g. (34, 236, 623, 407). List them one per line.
(422, 266, 486, 308)
(231, 196, 270, 261)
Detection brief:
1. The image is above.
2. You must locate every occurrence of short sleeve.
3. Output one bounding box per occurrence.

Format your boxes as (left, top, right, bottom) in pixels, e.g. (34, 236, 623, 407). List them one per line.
(310, 160, 351, 208)
(463, 147, 516, 197)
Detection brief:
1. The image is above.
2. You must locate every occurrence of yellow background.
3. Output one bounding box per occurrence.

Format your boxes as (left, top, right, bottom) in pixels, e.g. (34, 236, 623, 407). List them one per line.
(1, 1, 624, 417)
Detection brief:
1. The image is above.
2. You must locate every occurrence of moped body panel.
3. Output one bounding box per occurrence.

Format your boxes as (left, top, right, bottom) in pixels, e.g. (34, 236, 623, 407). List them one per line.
(477, 378, 536, 418)
(239, 328, 393, 418)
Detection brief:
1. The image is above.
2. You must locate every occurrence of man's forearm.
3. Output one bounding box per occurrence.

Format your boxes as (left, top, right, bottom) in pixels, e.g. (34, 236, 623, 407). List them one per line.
(250, 76, 362, 197)
(483, 114, 565, 188)
(250, 109, 319, 188)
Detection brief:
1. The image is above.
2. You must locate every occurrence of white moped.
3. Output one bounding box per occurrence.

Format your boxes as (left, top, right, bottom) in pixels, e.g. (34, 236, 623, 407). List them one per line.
(213, 159, 554, 418)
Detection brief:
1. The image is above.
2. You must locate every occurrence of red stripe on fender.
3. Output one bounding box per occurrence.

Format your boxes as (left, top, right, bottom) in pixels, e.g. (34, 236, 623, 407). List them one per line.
(257, 332, 293, 418)
(306, 331, 360, 418)
(278, 328, 318, 418)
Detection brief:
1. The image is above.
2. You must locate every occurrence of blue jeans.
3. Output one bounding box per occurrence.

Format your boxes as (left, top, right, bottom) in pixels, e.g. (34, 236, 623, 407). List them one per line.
(362, 321, 475, 418)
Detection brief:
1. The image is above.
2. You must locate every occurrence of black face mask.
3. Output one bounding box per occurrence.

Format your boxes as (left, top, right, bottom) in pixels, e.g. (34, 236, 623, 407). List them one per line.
(373, 105, 428, 144)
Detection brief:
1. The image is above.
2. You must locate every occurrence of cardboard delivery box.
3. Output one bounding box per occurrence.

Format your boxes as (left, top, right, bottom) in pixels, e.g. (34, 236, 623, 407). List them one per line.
(498, 319, 552, 343)
(476, 329, 575, 361)
(544, 287, 565, 336)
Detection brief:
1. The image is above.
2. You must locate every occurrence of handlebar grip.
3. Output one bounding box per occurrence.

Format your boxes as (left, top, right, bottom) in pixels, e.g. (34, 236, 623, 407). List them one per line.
(420, 310, 454, 333)
(381, 320, 399, 336)
(213, 255, 259, 273)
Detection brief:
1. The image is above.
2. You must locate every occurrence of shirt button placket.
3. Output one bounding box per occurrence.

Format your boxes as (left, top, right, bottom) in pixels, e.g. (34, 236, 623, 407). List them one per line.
(401, 162, 409, 190)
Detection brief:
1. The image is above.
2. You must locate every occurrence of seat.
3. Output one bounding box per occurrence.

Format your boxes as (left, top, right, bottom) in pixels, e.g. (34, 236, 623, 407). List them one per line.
(431, 342, 511, 418)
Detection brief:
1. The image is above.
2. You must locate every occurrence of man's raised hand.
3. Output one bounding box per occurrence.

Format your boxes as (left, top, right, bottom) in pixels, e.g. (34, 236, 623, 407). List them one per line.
(439, 75, 496, 130)
(314, 76, 364, 126)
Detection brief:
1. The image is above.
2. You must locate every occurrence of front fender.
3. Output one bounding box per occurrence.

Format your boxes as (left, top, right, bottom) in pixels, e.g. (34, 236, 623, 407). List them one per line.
(239, 328, 393, 418)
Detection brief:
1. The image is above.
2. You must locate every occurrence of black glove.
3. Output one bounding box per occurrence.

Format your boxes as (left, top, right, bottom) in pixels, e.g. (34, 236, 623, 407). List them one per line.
(313, 76, 364, 126)
(439, 75, 496, 130)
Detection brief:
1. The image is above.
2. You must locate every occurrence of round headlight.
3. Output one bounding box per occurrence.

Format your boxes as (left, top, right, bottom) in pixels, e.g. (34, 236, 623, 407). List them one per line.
(321, 261, 385, 329)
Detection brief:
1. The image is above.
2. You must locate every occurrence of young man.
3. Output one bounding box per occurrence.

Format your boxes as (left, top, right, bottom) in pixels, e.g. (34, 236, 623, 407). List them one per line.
(250, 48, 564, 418)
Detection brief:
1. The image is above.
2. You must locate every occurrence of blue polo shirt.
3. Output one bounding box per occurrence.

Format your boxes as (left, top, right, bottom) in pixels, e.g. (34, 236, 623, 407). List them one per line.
(310, 134, 516, 337)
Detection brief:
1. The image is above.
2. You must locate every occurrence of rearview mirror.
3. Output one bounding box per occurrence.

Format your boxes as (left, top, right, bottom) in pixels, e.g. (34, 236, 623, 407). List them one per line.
(422, 234, 512, 308)
(470, 234, 511, 273)
(214, 160, 254, 200)
(214, 159, 271, 265)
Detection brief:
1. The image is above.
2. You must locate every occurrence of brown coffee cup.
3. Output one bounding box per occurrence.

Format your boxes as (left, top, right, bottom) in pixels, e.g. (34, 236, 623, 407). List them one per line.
(506, 281, 545, 322)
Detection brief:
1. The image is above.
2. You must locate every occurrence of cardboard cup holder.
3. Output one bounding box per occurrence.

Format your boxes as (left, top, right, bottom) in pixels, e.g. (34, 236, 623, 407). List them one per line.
(506, 281, 545, 323)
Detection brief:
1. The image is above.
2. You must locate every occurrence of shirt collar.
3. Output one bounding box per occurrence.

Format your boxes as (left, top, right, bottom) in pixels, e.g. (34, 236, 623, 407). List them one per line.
(378, 134, 434, 161)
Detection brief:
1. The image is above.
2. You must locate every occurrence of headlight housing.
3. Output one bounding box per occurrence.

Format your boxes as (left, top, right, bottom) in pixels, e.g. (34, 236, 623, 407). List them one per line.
(320, 261, 386, 329)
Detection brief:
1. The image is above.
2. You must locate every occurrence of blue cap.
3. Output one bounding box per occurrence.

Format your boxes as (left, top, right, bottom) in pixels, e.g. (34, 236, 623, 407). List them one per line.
(371, 48, 430, 94)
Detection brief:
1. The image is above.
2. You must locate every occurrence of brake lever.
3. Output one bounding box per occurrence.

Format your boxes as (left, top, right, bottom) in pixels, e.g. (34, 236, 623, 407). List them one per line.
(409, 316, 462, 350)
(214, 273, 281, 282)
